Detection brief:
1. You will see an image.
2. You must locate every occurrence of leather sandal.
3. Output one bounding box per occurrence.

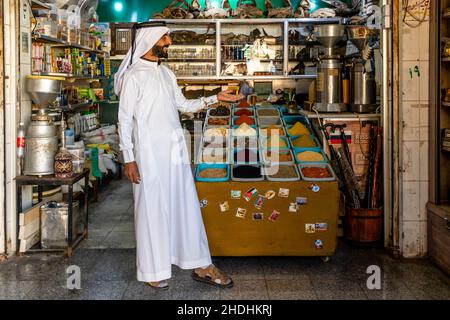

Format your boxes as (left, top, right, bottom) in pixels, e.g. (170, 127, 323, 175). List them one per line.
(192, 265, 233, 288)
(147, 280, 169, 290)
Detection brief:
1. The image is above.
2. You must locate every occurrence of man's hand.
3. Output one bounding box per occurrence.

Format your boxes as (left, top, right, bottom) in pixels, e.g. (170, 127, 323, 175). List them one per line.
(218, 89, 246, 103)
(124, 161, 141, 184)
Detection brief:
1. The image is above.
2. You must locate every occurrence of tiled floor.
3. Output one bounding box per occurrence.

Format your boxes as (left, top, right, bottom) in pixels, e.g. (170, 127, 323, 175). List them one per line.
(1, 179, 449, 300)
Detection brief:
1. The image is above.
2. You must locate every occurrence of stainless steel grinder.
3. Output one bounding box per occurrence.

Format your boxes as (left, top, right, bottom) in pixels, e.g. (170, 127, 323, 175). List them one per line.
(313, 24, 347, 113)
(24, 76, 62, 176)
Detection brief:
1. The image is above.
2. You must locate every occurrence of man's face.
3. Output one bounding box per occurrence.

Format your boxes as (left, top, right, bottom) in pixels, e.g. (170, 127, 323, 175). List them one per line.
(152, 33, 172, 59)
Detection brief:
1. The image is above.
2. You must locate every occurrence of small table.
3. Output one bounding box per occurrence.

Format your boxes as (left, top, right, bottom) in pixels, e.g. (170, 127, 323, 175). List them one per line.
(15, 169, 90, 257)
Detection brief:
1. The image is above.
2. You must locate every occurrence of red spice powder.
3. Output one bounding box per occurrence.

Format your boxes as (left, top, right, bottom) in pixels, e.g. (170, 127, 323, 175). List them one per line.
(237, 101, 251, 108)
(235, 115, 255, 125)
(234, 109, 254, 116)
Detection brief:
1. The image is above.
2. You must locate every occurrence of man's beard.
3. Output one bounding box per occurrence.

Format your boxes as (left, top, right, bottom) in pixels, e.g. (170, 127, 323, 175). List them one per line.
(152, 44, 169, 59)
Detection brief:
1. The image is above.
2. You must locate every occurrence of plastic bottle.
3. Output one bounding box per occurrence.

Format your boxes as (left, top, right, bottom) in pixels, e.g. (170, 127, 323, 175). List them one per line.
(17, 122, 26, 158)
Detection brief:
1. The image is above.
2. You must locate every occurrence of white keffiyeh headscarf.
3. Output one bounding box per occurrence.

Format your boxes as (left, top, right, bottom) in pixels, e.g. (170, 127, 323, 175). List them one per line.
(114, 24, 170, 95)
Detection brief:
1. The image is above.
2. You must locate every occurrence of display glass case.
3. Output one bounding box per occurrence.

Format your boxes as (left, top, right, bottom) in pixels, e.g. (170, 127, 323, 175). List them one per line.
(220, 21, 284, 77)
(164, 21, 217, 78)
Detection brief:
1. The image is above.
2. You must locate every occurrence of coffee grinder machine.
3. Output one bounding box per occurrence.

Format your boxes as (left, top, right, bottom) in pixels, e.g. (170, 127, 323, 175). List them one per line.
(347, 26, 378, 113)
(24, 76, 62, 176)
(313, 24, 347, 113)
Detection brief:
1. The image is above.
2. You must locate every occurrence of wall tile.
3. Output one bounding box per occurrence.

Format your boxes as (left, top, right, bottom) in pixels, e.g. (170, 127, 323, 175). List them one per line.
(3, 0, 10, 26)
(401, 61, 421, 101)
(401, 24, 421, 61)
(419, 104, 429, 141)
(419, 61, 429, 101)
(20, 63, 31, 102)
(4, 25, 11, 63)
(419, 21, 430, 61)
(401, 181, 420, 221)
(19, 26, 31, 65)
(419, 140, 429, 181)
(402, 221, 425, 258)
(402, 141, 420, 181)
(401, 101, 420, 141)
(419, 181, 429, 221)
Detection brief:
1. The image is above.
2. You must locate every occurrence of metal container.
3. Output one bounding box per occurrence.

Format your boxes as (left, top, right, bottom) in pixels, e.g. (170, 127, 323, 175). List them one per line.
(40, 201, 81, 249)
(26, 76, 62, 109)
(315, 58, 347, 112)
(23, 116, 58, 176)
(350, 61, 377, 113)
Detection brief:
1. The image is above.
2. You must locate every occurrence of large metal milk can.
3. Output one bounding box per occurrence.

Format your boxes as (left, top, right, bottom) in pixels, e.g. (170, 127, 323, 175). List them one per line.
(23, 111, 58, 176)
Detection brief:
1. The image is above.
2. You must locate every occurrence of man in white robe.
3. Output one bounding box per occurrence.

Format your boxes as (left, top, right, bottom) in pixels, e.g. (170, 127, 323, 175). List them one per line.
(116, 22, 243, 289)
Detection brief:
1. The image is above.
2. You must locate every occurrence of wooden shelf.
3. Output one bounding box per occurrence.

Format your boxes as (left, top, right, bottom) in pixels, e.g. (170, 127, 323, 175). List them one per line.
(442, 101, 450, 107)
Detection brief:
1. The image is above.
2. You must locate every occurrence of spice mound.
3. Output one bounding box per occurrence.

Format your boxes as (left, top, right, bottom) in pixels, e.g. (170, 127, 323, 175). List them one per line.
(266, 137, 288, 148)
(258, 109, 279, 116)
(237, 101, 251, 108)
(261, 125, 285, 137)
(208, 117, 229, 125)
(232, 165, 262, 179)
(296, 151, 324, 162)
(204, 127, 228, 137)
(234, 149, 259, 163)
(209, 105, 230, 116)
(292, 135, 317, 148)
(265, 151, 292, 162)
(301, 166, 332, 178)
(288, 122, 310, 136)
(234, 115, 255, 125)
(234, 108, 254, 116)
(234, 123, 257, 136)
(198, 168, 227, 178)
(267, 165, 298, 178)
(204, 139, 227, 148)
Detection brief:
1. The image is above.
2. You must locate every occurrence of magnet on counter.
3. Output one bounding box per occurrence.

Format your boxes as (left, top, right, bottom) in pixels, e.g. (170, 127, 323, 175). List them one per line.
(200, 199, 208, 208)
(269, 210, 280, 222)
(252, 212, 264, 221)
(289, 202, 298, 213)
(236, 207, 247, 219)
(314, 239, 323, 249)
(305, 223, 316, 234)
(244, 187, 258, 202)
(231, 190, 242, 199)
(265, 190, 276, 200)
(278, 188, 290, 198)
(219, 201, 229, 212)
(254, 195, 264, 210)
(296, 197, 308, 205)
(315, 223, 328, 231)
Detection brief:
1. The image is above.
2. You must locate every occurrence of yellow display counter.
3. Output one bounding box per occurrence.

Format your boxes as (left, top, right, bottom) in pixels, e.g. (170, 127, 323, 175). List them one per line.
(196, 180, 340, 258)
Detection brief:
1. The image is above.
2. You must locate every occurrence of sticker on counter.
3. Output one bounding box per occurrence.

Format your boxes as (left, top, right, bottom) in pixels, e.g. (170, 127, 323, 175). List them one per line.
(289, 202, 298, 213)
(305, 224, 316, 234)
(265, 190, 276, 200)
(231, 190, 242, 199)
(278, 188, 290, 198)
(315, 223, 328, 231)
(200, 199, 208, 208)
(254, 195, 264, 210)
(244, 187, 258, 202)
(236, 208, 247, 219)
(308, 183, 320, 193)
(296, 197, 308, 205)
(269, 210, 280, 222)
(252, 212, 264, 221)
(219, 201, 229, 213)
(314, 239, 323, 249)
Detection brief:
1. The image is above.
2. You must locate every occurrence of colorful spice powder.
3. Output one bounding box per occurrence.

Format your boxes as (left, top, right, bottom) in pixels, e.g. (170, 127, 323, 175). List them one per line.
(234, 108, 254, 116)
(235, 115, 255, 125)
(288, 122, 310, 136)
(292, 135, 317, 148)
(233, 165, 262, 179)
(237, 101, 251, 108)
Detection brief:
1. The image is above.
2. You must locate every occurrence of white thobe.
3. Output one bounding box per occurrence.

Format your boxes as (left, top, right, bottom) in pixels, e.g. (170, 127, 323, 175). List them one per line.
(118, 59, 216, 282)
